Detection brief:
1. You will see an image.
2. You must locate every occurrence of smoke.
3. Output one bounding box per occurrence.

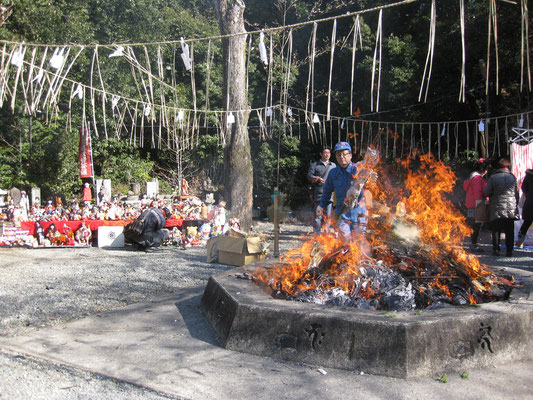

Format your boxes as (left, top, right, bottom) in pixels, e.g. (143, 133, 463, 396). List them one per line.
(392, 220, 420, 247)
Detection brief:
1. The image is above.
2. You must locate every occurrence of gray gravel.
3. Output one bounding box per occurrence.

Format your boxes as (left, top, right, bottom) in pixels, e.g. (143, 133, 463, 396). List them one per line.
(0, 221, 309, 338)
(1, 221, 532, 399)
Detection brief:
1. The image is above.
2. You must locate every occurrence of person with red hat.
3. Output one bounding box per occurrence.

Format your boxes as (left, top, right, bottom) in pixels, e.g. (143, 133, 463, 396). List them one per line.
(463, 158, 488, 252)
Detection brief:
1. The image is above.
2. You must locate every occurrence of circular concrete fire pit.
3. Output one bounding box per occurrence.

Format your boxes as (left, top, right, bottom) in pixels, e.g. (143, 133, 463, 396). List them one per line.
(200, 265, 533, 378)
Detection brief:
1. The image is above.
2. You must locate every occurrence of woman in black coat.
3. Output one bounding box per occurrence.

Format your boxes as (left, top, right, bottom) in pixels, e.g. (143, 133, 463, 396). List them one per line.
(517, 169, 533, 247)
(483, 158, 519, 256)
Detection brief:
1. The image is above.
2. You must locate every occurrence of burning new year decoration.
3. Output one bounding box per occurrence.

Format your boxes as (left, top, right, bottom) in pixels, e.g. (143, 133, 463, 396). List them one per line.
(253, 151, 517, 311)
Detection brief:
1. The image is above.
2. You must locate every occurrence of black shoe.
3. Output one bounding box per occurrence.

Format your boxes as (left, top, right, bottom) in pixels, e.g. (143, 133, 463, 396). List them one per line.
(506, 251, 513, 257)
(491, 250, 500, 256)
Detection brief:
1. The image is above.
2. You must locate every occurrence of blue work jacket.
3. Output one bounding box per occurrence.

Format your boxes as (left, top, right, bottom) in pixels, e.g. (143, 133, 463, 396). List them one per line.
(319, 162, 358, 216)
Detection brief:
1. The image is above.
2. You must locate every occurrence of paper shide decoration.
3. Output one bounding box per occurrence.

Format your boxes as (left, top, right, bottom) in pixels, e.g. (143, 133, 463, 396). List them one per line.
(0, 0, 528, 157)
(259, 31, 268, 66)
(49, 47, 66, 69)
(180, 37, 191, 71)
(109, 45, 124, 58)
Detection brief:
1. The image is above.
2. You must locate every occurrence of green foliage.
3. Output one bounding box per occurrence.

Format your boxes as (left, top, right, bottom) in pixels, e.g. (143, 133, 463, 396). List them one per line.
(0, 0, 530, 210)
(252, 128, 308, 208)
(0, 112, 82, 200)
(92, 138, 153, 185)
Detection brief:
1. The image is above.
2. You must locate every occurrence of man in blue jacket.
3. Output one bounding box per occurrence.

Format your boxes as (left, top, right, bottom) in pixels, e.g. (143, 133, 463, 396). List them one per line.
(316, 142, 367, 241)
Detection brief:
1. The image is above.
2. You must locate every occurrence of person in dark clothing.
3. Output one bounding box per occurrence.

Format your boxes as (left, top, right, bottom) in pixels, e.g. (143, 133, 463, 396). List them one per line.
(517, 168, 533, 248)
(127, 207, 170, 251)
(483, 158, 520, 257)
(307, 147, 335, 234)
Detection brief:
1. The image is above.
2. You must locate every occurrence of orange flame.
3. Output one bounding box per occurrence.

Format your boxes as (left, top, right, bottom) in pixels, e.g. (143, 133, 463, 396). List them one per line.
(253, 153, 510, 308)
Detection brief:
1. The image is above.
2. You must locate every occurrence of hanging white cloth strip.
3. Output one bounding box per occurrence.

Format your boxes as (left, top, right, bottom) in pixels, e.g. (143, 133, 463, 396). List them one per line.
(282, 30, 293, 124)
(418, 0, 436, 103)
(9, 45, 26, 111)
(370, 10, 383, 112)
(259, 31, 268, 66)
(511, 142, 533, 189)
(305, 23, 317, 135)
(326, 19, 336, 121)
(205, 40, 212, 117)
(89, 47, 99, 138)
(180, 37, 191, 71)
(520, 0, 531, 92)
(486, 0, 500, 95)
(350, 16, 362, 115)
(459, 0, 466, 103)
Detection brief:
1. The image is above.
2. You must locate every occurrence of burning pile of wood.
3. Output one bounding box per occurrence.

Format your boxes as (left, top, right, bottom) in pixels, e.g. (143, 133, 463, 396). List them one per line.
(252, 153, 518, 311)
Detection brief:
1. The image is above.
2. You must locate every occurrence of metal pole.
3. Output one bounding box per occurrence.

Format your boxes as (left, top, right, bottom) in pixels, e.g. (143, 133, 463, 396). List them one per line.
(273, 187, 279, 258)
(479, 59, 489, 158)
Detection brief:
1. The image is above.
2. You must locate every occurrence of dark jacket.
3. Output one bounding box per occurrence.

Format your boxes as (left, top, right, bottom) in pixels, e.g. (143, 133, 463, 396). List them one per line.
(132, 207, 169, 248)
(521, 169, 533, 221)
(483, 168, 519, 221)
(307, 159, 335, 204)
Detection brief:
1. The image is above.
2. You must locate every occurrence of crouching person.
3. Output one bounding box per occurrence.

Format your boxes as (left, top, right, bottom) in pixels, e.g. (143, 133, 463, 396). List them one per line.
(125, 207, 170, 251)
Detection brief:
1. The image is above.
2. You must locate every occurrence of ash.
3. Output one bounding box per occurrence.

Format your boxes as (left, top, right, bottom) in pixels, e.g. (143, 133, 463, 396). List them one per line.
(293, 264, 416, 311)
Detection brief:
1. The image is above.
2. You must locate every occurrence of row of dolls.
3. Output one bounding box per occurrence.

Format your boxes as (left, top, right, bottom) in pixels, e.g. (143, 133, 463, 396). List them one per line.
(35, 221, 92, 247)
(163, 218, 241, 248)
(8, 196, 216, 223)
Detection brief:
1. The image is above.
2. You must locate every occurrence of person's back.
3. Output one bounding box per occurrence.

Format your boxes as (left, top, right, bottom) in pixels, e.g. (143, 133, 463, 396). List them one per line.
(129, 207, 169, 250)
(484, 167, 518, 220)
(483, 158, 519, 256)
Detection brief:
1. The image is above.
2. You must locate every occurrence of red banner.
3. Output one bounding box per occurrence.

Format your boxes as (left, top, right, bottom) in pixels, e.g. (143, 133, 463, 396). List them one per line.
(79, 126, 93, 178)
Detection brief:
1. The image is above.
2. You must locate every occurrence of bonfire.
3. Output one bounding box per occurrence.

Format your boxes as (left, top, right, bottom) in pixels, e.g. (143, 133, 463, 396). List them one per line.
(252, 151, 517, 311)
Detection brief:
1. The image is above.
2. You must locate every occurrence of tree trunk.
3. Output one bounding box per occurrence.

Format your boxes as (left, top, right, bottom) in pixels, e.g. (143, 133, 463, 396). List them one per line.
(215, 0, 253, 231)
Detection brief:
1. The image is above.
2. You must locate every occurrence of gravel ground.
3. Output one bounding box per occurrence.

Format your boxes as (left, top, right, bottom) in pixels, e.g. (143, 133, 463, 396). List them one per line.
(1, 221, 532, 399)
(0, 221, 309, 338)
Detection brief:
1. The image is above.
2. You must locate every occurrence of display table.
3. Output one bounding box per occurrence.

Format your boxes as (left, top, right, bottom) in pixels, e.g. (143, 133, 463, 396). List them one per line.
(21, 217, 187, 235)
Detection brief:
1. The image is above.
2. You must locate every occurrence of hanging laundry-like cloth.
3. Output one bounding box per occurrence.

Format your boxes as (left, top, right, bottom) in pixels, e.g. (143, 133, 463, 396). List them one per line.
(511, 142, 533, 189)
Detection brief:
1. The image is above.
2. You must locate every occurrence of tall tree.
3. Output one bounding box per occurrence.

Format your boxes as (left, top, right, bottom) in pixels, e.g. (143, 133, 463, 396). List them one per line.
(214, 0, 253, 230)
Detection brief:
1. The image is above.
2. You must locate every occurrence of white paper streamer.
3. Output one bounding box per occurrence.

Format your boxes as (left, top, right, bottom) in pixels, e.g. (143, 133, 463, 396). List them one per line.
(227, 112, 235, 125)
(71, 83, 83, 99)
(10, 45, 24, 67)
(259, 31, 268, 65)
(49, 47, 65, 69)
(31, 68, 44, 83)
(109, 45, 124, 58)
(180, 37, 191, 71)
(111, 95, 120, 108)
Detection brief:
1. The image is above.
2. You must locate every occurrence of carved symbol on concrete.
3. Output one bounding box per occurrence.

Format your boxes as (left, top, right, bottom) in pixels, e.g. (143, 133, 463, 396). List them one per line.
(477, 323, 494, 353)
(305, 323, 325, 351)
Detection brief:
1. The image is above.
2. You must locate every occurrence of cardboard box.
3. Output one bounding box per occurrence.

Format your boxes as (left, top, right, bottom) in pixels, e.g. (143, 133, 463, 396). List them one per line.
(97, 226, 124, 247)
(212, 235, 266, 267)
